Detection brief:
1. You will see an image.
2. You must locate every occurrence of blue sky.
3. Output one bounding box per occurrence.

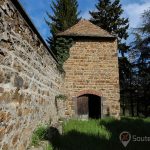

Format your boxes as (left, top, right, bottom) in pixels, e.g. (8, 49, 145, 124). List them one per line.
(19, 0, 150, 42)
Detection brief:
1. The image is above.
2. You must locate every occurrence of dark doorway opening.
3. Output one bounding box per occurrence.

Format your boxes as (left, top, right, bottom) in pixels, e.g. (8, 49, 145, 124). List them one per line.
(88, 94, 101, 119)
(77, 94, 101, 119)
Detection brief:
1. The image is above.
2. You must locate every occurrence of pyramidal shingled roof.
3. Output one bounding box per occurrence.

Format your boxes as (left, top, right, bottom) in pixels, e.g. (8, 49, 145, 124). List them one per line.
(57, 19, 115, 38)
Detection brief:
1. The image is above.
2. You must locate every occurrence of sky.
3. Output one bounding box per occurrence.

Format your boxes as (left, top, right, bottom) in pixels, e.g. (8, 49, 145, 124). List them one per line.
(19, 0, 150, 43)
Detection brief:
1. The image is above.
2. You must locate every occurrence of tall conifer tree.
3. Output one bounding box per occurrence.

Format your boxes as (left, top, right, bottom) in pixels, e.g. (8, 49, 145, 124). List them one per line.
(90, 0, 129, 56)
(46, 0, 80, 62)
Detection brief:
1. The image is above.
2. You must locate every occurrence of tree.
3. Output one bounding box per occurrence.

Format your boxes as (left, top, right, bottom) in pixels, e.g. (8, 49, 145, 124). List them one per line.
(46, 0, 80, 59)
(89, 0, 129, 56)
(129, 9, 150, 117)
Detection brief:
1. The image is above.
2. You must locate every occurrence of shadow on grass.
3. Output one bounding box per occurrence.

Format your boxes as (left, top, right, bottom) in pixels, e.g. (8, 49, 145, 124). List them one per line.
(45, 127, 109, 150)
(99, 117, 150, 150)
(45, 118, 150, 150)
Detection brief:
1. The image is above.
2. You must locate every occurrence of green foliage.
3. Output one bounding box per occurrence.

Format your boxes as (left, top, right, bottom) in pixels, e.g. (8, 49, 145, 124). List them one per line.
(46, 0, 80, 34)
(45, 144, 53, 150)
(31, 134, 40, 147)
(63, 119, 111, 139)
(31, 125, 48, 146)
(141, 9, 150, 34)
(46, 0, 80, 57)
(56, 63, 65, 73)
(55, 94, 67, 101)
(90, 0, 129, 55)
(55, 37, 73, 66)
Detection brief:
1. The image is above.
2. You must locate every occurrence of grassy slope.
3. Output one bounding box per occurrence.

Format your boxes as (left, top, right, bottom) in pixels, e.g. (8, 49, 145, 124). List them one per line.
(50, 117, 150, 150)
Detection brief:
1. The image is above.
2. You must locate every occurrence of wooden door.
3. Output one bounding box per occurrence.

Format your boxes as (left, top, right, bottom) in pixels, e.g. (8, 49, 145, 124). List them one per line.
(77, 95, 88, 117)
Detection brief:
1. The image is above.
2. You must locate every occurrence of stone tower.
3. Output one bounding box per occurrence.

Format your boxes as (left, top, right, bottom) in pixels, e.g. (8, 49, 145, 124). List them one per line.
(57, 20, 120, 119)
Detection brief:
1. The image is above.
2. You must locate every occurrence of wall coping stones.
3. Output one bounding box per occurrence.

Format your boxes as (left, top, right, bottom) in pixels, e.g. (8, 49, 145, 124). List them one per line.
(10, 0, 58, 63)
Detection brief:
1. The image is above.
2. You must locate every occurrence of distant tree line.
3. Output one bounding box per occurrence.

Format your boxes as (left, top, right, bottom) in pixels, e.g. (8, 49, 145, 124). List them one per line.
(46, 0, 150, 117)
(121, 9, 150, 117)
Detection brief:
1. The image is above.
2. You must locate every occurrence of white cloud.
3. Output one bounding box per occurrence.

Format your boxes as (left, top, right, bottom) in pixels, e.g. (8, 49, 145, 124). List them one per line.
(81, 6, 97, 19)
(81, 0, 150, 28)
(123, 1, 150, 28)
(81, 10, 91, 19)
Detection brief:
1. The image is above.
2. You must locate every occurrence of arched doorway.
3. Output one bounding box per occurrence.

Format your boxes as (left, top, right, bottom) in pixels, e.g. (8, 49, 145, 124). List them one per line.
(77, 94, 101, 119)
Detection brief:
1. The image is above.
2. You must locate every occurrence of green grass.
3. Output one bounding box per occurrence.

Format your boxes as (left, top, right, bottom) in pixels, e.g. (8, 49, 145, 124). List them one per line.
(63, 119, 111, 140)
(44, 144, 53, 150)
(50, 117, 150, 150)
(31, 117, 150, 150)
(31, 124, 48, 146)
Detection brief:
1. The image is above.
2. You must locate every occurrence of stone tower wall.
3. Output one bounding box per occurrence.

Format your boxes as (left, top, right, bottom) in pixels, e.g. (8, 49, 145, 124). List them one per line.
(64, 39, 120, 118)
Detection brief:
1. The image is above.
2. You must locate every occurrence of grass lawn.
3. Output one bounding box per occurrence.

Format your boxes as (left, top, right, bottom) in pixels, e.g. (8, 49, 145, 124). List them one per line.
(32, 117, 150, 150)
(50, 117, 150, 150)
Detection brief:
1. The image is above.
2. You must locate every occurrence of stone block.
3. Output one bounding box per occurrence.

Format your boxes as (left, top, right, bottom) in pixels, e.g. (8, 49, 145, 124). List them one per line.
(13, 61, 23, 72)
(17, 144, 26, 150)
(0, 70, 5, 83)
(13, 75, 23, 89)
(2, 143, 8, 150)
(0, 111, 11, 122)
(0, 127, 5, 141)
(12, 134, 19, 145)
(0, 87, 4, 93)
(6, 124, 14, 134)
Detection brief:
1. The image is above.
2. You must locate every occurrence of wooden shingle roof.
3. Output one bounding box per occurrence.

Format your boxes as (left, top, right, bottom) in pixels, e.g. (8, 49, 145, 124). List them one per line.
(57, 19, 115, 38)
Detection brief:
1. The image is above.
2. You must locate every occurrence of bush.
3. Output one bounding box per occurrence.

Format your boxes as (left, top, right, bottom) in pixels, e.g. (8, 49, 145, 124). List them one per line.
(31, 125, 48, 146)
(45, 143, 53, 150)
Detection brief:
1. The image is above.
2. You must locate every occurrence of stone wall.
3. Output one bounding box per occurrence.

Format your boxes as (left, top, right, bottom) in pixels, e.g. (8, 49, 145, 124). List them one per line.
(64, 39, 120, 118)
(0, 0, 64, 149)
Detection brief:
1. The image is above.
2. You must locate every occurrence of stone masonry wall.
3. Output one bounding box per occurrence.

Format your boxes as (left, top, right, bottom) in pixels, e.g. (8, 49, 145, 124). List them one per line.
(64, 39, 120, 118)
(0, 0, 64, 149)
